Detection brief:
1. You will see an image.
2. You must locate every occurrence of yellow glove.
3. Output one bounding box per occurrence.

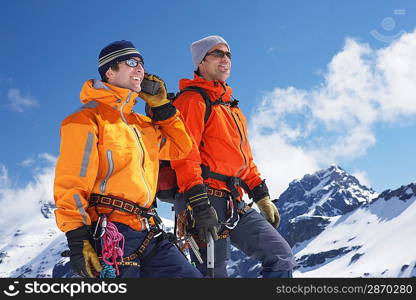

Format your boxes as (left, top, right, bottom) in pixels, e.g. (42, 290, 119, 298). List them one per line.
(138, 73, 170, 107)
(81, 240, 103, 277)
(66, 226, 102, 278)
(256, 196, 280, 228)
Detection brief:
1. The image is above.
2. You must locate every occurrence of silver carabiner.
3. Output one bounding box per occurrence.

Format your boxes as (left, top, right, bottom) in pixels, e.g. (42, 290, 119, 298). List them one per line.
(92, 215, 106, 240)
(144, 217, 150, 231)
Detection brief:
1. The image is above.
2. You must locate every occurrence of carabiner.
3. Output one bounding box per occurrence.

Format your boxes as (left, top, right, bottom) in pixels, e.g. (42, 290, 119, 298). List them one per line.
(92, 215, 106, 240)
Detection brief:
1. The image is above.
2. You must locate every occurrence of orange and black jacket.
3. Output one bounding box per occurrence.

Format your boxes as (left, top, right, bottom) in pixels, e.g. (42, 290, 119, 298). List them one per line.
(171, 74, 264, 200)
(54, 79, 193, 232)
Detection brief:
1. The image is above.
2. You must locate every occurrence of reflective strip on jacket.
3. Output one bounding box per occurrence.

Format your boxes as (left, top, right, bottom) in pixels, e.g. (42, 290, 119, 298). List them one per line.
(54, 79, 193, 232)
(171, 74, 263, 198)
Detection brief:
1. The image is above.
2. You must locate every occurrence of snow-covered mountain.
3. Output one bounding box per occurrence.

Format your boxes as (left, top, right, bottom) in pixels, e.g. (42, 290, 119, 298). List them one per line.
(0, 200, 63, 277)
(228, 169, 416, 278)
(1, 165, 415, 278)
(277, 165, 378, 246)
(293, 182, 416, 277)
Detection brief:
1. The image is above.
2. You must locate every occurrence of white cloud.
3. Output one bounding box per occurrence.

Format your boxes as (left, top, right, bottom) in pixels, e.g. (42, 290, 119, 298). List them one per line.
(7, 88, 38, 112)
(266, 46, 279, 54)
(249, 30, 416, 195)
(20, 158, 35, 167)
(351, 170, 371, 187)
(20, 153, 57, 176)
(249, 133, 319, 199)
(0, 154, 56, 234)
(0, 164, 10, 188)
(39, 153, 57, 164)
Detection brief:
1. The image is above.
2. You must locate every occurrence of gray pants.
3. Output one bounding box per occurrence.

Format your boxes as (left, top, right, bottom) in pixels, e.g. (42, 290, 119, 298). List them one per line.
(175, 194, 297, 278)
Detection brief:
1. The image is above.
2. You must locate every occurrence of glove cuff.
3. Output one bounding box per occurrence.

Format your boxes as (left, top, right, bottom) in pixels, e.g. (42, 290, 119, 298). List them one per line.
(151, 103, 176, 121)
(251, 180, 269, 203)
(184, 184, 210, 210)
(256, 196, 271, 204)
(66, 225, 91, 242)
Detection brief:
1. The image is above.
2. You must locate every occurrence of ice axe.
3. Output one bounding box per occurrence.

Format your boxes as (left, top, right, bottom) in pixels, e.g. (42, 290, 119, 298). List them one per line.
(206, 232, 215, 278)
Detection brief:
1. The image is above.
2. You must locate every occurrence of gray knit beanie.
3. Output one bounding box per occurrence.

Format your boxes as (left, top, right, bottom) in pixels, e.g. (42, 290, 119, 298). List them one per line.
(191, 35, 230, 71)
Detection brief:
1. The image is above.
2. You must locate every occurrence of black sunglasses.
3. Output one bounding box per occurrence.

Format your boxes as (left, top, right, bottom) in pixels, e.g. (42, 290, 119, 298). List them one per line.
(205, 49, 232, 60)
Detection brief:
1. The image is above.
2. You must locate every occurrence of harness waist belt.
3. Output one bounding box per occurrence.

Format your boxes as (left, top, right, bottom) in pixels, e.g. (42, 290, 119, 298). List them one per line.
(207, 188, 229, 198)
(89, 193, 161, 224)
(201, 164, 252, 199)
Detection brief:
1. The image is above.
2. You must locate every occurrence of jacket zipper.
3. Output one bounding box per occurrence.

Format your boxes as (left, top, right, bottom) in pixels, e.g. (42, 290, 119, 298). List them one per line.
(235, 112, 248, 143)
(120, 92, 151, 206)
(133, 127, 146, 168)
(217, 81, 248, 177)
(131, 126, 151, 206)
(227, 107, 247, 177)
(100, 149, 114, 193)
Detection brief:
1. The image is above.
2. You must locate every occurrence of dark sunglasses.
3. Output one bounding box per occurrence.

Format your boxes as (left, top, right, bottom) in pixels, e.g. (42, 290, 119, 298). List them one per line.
(122, 58, 144, 68)
(205, 49, 232, 60)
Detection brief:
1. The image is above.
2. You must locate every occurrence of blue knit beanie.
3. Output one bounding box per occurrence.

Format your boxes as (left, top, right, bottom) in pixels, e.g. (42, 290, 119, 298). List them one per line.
(191, 35, 230, 71)
(98, 40, 144, 80)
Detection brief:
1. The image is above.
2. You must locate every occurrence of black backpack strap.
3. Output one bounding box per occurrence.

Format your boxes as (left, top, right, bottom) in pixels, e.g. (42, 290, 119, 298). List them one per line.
(177, 86, 213, 124)
(177, 86, 234, 123)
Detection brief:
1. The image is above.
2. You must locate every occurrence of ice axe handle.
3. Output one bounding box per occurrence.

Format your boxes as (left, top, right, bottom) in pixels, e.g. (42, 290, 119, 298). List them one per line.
(207, 232, 215, 278)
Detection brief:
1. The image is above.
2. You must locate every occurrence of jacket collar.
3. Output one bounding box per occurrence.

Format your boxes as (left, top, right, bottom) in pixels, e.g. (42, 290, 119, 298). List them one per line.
(80, 79, 138, 115)
(179, 73, 233, 102)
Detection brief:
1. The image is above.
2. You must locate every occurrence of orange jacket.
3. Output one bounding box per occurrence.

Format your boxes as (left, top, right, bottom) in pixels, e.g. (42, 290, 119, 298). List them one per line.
(54, 79, 193, 232)
(171, 74, 263, 198)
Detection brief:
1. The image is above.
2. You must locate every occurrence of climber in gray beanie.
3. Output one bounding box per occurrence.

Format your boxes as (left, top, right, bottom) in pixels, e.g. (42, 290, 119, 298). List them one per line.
(169, 34, 297, 278)
(191, 35, 230, 71)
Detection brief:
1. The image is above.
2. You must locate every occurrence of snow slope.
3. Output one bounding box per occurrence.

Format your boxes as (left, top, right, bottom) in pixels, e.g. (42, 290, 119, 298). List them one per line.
(294, 188, 416, 277)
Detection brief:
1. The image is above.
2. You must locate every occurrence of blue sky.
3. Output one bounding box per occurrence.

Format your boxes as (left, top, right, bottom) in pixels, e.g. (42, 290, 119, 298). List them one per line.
(1, 0, 416, 201)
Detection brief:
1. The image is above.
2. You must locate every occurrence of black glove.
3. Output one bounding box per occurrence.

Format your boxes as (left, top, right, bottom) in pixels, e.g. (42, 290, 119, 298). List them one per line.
(66, 226, 102, 278)
(185, 184, 219, 242)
